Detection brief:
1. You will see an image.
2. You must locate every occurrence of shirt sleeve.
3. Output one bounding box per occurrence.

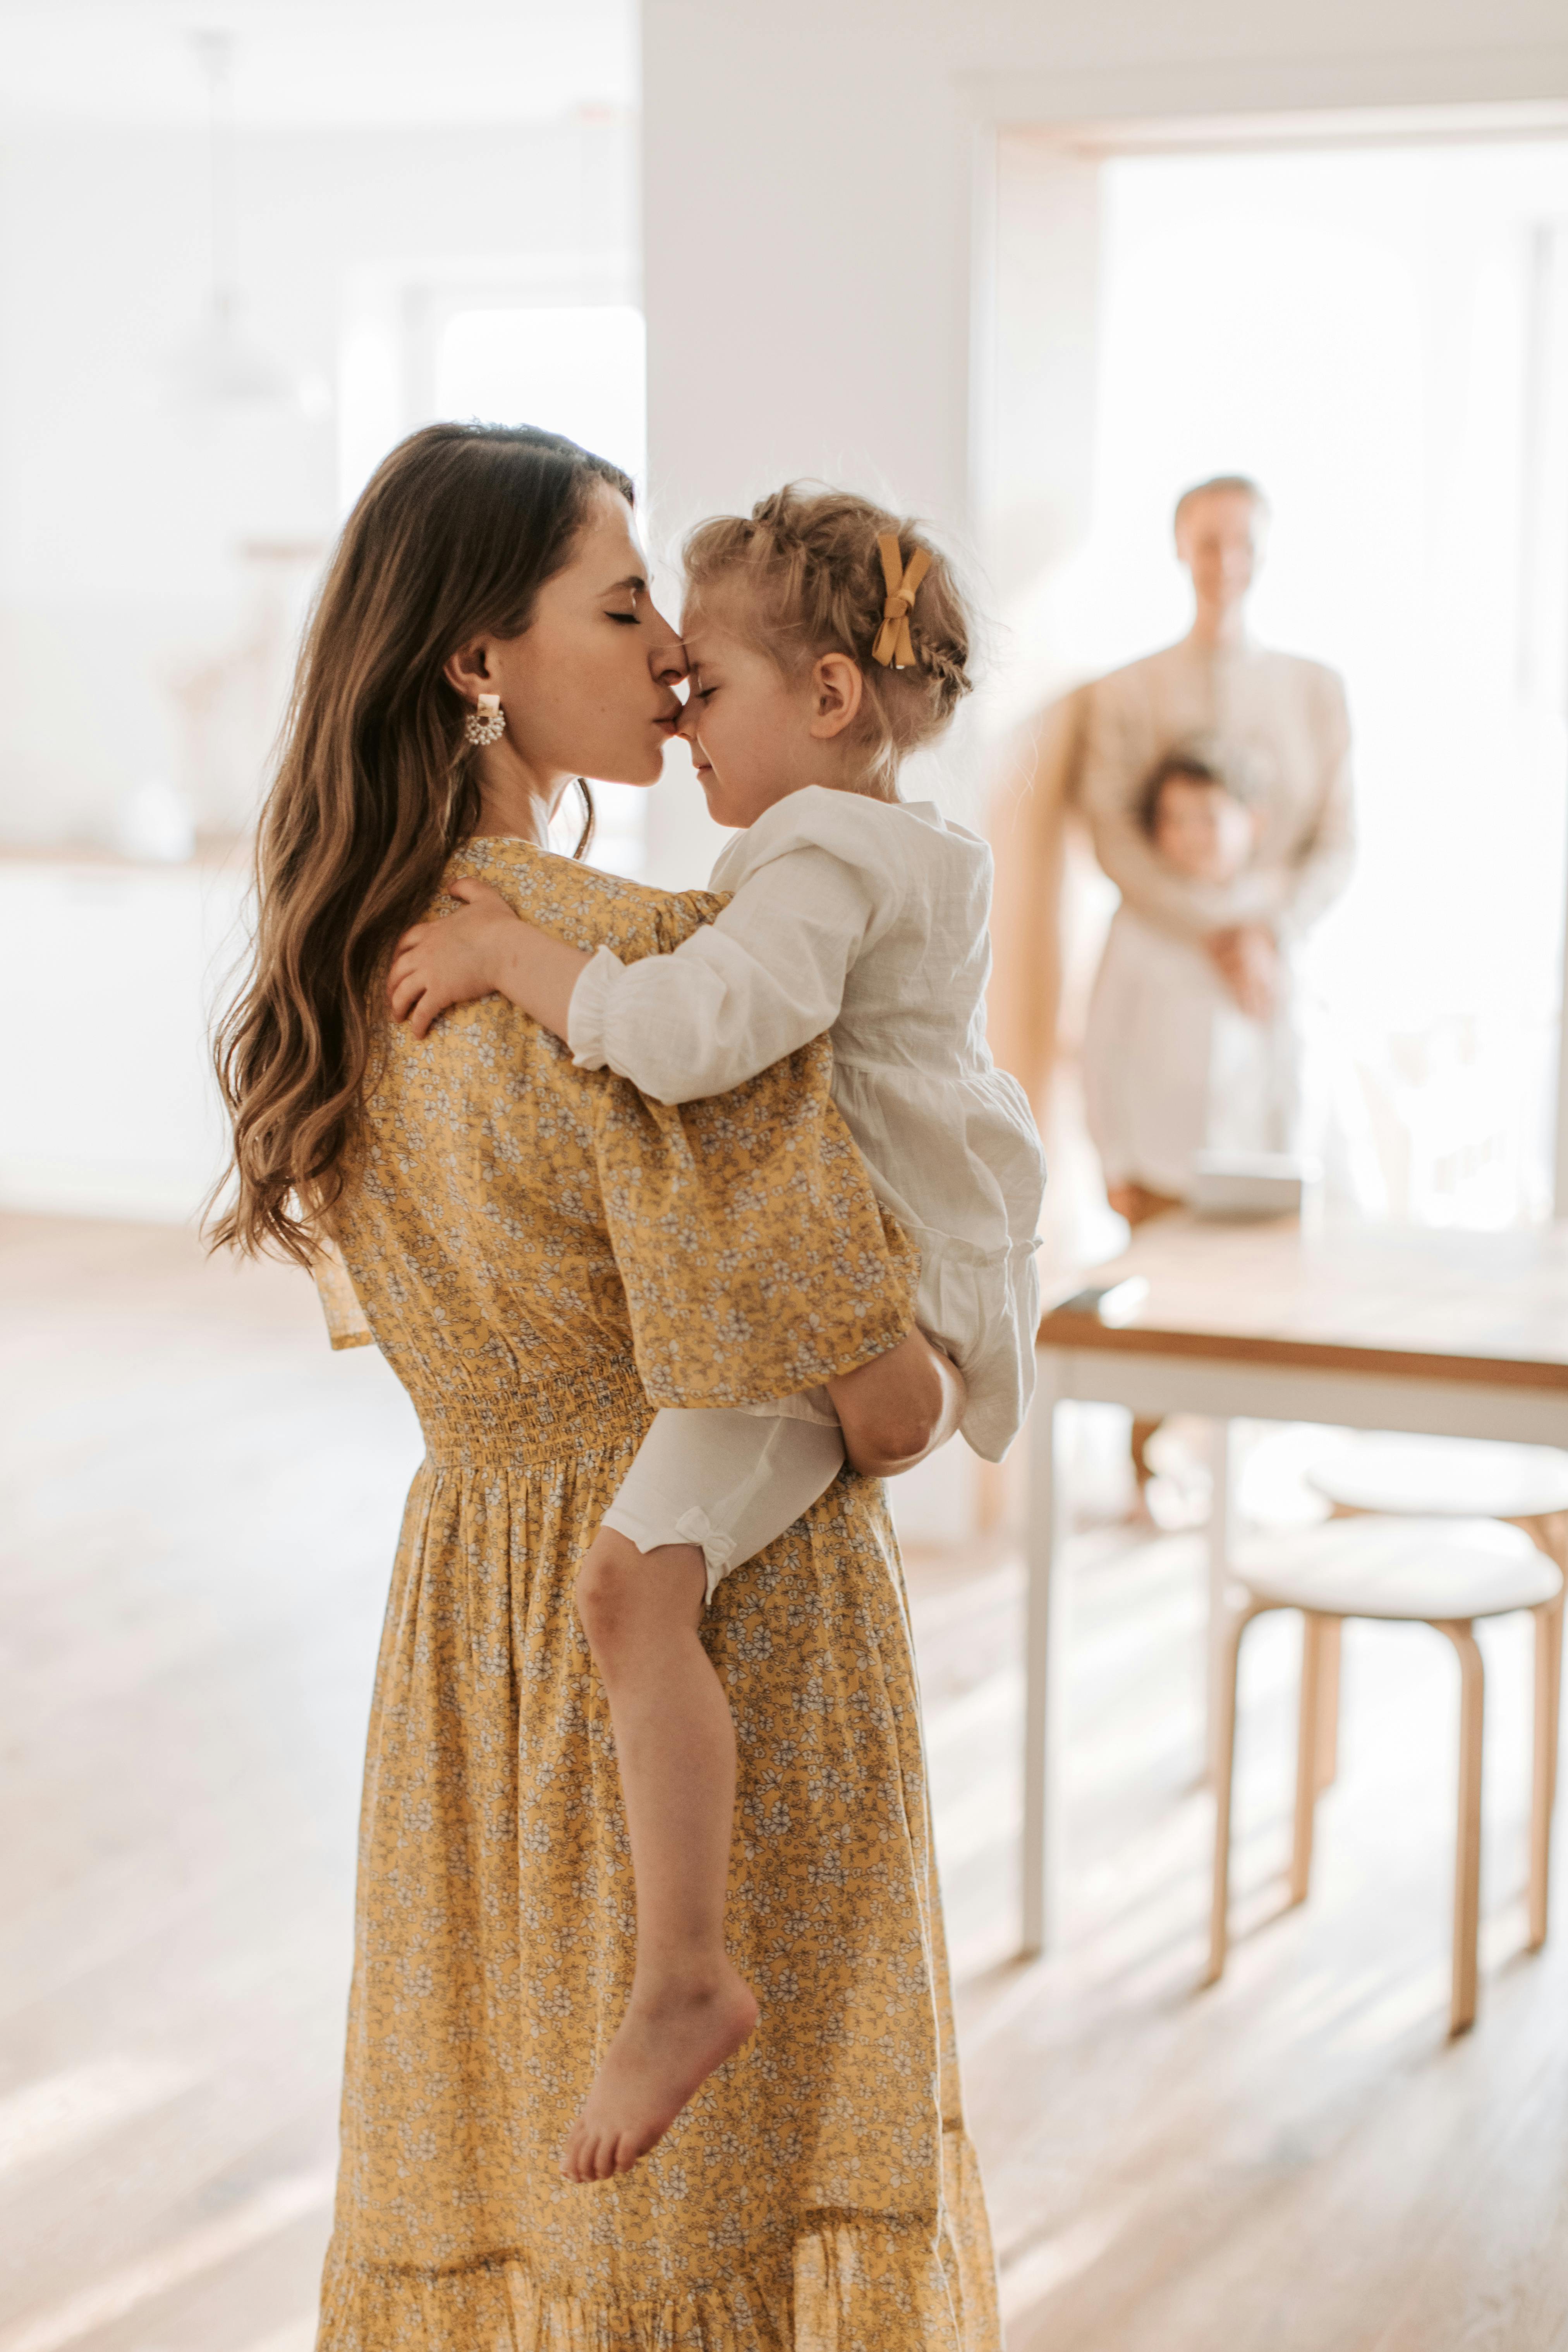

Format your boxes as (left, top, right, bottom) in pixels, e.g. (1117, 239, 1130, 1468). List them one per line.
(1275, 672, 1355, 941)
(567, 845, 878, 1104)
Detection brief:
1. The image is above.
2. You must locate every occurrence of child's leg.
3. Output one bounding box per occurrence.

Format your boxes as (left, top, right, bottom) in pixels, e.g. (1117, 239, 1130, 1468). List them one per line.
(562, 1408, 844, 2184)
(566, 1528, 758, 2184)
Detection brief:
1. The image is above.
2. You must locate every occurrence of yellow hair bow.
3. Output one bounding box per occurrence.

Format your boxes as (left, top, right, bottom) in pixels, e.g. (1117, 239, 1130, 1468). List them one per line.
(872, 532, 931, 668)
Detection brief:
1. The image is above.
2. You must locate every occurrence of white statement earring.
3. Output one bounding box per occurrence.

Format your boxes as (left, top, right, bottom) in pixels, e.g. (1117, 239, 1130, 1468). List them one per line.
(465, 692, 505, 748)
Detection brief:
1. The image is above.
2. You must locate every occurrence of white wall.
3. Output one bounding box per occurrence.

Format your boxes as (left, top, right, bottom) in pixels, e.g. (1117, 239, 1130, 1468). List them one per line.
(641, 0, 1568, 882)
(0, 112, 635, 850)
(644, 0, 1568, 522)
(0, 103, 637, 1226)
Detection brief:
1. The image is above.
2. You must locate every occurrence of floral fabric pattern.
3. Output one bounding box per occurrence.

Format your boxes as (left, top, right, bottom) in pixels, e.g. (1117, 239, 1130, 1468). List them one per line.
(315, 840, 1000, 2349)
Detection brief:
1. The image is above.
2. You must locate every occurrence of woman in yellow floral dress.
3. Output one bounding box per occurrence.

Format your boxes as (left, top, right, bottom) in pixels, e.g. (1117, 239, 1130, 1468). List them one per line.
(213, 421, 1000, 2349)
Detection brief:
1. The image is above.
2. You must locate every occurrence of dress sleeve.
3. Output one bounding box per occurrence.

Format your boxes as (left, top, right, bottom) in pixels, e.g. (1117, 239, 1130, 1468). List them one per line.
(1276, 670, 1355, 941)
(567, 846, 876, 1104)
(311, 1233, 376, 1350)
(422, 837, 917, 1409)
(588, 1028, 920, 1409)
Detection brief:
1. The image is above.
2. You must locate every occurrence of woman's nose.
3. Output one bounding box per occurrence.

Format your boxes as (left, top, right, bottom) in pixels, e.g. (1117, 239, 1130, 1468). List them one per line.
(645, 601, 689, 687)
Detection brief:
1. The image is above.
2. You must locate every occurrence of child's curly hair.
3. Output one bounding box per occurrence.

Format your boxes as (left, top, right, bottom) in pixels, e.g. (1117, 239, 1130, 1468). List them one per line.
(682, 484, 974, 783)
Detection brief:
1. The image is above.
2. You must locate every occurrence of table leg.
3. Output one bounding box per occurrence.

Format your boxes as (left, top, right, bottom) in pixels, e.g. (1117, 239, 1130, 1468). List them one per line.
(1207, 1418, 1233, 1782)
(1022, 1351, 1067, 1956)
(1528, 1597, 1560, 1950)
(1315, 1619, 1343, 1792)
(1437, 1619, 1485, 2035)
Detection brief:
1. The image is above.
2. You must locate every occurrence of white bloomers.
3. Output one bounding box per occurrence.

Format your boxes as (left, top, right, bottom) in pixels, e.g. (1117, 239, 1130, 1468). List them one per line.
(600, 1401, 845, 1605)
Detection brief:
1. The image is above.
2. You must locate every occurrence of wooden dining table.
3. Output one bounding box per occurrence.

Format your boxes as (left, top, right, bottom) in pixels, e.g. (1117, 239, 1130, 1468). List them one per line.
(1023, 1212, 1568, 1953)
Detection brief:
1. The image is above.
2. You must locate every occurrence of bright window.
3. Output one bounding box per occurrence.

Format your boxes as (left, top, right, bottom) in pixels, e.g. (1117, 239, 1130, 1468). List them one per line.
(435, 305, 646, 486)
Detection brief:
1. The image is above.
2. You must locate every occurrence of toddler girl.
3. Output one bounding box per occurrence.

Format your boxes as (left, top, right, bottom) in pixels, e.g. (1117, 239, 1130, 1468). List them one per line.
(388, 486, 1046, 2182)
(1084, 742, 1301, 1222)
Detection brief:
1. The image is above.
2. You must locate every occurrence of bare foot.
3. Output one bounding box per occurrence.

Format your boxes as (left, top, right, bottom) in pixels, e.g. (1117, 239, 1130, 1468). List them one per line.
(560, 1965, 758, 2183)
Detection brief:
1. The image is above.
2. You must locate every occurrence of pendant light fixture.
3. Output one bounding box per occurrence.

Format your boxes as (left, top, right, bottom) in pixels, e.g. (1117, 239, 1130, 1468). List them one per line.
(165, 28, 298, 412)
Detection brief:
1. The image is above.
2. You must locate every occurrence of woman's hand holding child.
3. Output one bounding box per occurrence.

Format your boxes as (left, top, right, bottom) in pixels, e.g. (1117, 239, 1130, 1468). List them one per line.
(388, 875, 590, 1040)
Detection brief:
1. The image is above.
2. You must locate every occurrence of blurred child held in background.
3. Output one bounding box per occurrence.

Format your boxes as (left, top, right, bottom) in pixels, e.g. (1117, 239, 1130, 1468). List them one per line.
(1084, 743, 1301, 1227)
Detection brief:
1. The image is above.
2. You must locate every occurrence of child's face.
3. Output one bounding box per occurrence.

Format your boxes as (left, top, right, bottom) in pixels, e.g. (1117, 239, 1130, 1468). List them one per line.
(675, 590, 835, 828)
(1153, 777, 1255, 883)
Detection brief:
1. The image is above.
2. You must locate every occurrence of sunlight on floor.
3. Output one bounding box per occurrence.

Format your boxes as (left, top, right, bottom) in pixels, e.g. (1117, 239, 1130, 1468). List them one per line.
(5, 1220, 1567, 2351)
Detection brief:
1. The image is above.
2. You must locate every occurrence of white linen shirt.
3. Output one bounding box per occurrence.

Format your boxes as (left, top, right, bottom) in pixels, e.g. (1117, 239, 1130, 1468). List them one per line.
(1083, 904, 1302, 1197)
(1079, 637, 1355, 944)
(566, 787, 1046, 1461)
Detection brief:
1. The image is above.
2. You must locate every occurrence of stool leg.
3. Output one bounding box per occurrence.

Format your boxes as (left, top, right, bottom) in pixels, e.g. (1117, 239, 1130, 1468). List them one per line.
(1436, 1620, 1485, 2035)
(1315, 1618, 1343, 1792)
(1206, 1600, 1268, 1987)
(1291, 1613, 1329, 1904)
(1528, 1598, 1563, 1950)
(1206, 1419, 1233, 1784)
(1546, 1523, 1565, 1818)
(1519, 1515, 1566, 1812)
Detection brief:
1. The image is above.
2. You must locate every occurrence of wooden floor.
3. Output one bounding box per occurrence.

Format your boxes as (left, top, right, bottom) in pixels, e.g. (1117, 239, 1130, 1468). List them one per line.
(4, 1214, 1567, 2352)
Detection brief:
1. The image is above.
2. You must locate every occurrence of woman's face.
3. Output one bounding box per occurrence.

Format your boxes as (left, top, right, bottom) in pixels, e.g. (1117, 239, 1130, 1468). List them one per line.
(1174, 488, 1266, 617)
(457, 485, 686, 789)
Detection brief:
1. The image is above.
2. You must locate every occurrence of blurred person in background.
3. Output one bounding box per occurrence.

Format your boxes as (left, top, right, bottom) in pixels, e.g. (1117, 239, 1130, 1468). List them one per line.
(1077, 476, 1353, 1502)
(1083, 739, 1300, 1220)
(1079, 473, 1354, 1213)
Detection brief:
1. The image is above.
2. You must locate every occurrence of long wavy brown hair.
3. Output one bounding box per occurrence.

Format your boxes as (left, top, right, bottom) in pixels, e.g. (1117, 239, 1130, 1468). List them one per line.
(210, 421, 633, 1266)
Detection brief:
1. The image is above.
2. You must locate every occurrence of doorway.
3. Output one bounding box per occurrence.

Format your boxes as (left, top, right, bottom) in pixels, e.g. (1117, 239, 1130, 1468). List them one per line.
(982, 125, 1568, 1229)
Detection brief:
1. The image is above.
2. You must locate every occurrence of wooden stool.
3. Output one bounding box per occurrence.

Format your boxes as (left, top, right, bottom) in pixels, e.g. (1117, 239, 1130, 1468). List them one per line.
(1309, 1433, 1568, 1548)
(1305, 1436, 1568, 1795)
(1207, 1515, 1564, 2034)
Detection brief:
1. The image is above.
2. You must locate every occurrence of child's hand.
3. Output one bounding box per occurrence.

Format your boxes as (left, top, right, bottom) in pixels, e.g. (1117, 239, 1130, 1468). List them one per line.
(388, 874, 594, 1041)
(1204, 923, 1280, 1022)
(388, 876, 522, 1038)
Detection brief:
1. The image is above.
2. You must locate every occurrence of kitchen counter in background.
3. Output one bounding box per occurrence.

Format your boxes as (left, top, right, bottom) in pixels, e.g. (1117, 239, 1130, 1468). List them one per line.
(1, 854, 250, 1222)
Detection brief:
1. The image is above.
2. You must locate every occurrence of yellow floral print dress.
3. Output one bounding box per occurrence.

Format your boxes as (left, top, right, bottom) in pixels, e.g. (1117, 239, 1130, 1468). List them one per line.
(312, 838, 1001, 2351)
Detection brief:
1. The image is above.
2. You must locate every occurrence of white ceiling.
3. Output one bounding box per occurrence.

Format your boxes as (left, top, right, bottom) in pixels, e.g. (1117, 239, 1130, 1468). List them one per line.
(0, 0, 637, 126)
